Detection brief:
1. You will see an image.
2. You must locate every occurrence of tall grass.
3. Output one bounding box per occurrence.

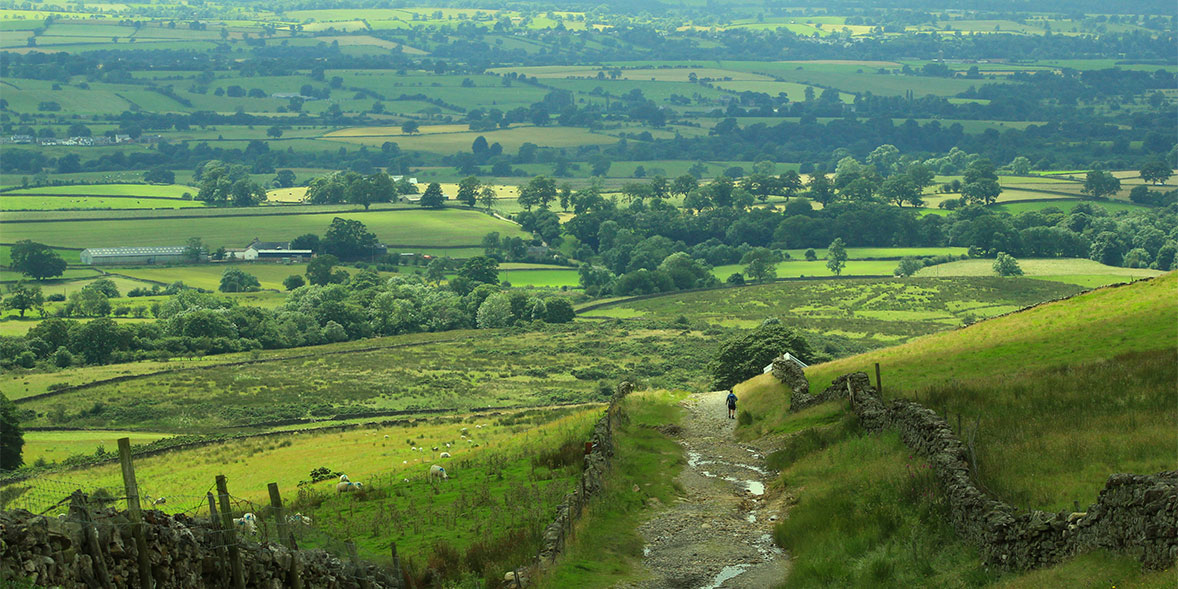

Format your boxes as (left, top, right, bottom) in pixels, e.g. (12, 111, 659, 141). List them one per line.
(536, 390, 687, 588)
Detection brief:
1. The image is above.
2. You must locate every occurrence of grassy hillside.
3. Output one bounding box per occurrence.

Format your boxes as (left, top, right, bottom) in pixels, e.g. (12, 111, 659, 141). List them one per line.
(5, 404, 603, 587)
(733, 273, 1176, 586)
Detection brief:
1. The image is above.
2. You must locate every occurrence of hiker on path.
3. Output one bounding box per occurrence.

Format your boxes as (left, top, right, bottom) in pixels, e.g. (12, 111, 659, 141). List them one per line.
(727, 391, 738, 419)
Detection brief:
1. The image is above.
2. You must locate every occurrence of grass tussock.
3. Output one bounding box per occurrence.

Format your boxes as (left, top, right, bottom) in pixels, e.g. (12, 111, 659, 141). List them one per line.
(535, 390, 687, 589)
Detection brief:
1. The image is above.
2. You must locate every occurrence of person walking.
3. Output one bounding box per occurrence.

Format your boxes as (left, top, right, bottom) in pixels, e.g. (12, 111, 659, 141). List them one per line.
(726, 390, 738, 419)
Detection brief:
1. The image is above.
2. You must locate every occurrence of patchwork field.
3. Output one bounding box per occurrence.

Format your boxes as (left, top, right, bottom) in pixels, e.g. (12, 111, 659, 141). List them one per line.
(915, 258, 1164, 287)
(581, 276, 1082, 349)
(15, 325, 714, 433)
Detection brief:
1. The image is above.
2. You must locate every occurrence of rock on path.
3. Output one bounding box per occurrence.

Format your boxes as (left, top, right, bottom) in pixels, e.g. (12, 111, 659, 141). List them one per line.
(619, 391, 788, 589)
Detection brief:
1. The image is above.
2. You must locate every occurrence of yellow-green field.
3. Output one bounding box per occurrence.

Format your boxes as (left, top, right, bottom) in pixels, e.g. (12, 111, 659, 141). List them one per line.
(322, 125, 618, 153)
(915, 258, 1163, 287)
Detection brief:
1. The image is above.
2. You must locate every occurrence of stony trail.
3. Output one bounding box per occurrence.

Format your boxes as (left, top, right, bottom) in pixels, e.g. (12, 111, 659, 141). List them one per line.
(619, 391, 788, 589)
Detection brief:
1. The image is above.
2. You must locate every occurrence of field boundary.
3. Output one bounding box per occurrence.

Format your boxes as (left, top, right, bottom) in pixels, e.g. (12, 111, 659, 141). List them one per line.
(789, 371, 1176, 571)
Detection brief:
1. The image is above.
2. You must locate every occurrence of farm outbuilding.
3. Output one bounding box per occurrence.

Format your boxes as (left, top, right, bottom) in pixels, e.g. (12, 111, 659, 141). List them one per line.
(80, 246, 193, 266)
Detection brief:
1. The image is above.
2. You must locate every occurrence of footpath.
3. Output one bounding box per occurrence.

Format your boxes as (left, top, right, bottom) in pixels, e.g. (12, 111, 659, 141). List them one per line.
(620, 391, 788, 588)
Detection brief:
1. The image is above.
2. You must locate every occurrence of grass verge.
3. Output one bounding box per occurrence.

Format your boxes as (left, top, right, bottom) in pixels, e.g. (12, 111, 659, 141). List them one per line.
(536, 390, 687, 588)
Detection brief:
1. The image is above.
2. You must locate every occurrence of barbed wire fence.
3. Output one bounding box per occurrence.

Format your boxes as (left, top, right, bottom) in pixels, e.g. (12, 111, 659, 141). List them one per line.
(0, 438, 405, 589)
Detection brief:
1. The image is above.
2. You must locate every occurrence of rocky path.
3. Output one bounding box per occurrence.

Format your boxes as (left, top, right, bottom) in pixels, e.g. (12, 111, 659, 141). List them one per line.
(620, 391, 788, 589)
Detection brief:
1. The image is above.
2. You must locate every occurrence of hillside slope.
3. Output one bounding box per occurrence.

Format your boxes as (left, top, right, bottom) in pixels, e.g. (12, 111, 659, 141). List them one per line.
(733, 273, 1176, 586)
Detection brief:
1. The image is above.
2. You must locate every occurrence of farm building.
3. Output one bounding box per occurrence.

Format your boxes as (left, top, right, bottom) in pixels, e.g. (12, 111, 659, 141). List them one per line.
(243, 249, 313, 262)
(241, 238, 311, 262)
(80, 246, 193, 266)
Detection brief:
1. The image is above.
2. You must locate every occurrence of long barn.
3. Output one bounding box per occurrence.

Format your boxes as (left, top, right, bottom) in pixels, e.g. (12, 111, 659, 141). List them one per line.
(80, 246, 193, 266)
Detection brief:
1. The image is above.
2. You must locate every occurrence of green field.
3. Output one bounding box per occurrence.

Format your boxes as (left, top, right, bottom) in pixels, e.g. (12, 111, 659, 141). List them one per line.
(5, 404, 602, 585)
(16, 325, 714, 433)
(3, 184, 197, 197)
(1, 208, 527, 250)
(582, 277, 1081, 349)
(0, 195, 206, 210)
(916, 258, 1163, 287)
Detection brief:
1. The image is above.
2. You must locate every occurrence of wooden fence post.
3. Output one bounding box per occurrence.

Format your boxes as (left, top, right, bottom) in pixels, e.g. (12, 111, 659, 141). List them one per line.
(390, 542, 402, 589)
(267, 482, 290, 549)
(70, 491, 112, 588)
(215, 475, 246, 589)
(346, 541, 372, 589)
(117, 438, 153, 589)
(874, 363, 882, 397)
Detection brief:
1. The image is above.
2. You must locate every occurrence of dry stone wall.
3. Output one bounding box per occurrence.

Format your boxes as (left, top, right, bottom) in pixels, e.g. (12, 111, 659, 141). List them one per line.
(0, 497, 400, 588)
(785, 371, 1177, 571)
(527, 381, 631, 581)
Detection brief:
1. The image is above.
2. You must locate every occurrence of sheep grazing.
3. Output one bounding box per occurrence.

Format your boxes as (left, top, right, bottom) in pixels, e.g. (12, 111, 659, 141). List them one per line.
(233, 513, 258, 535)
(445, 443, 451, 448)
(337, 476, 364, 493)
(429, 464, 449, 482)
(152, 497, 166, 506)
(440, 452, 451, 458)
(431, 446, 439, 451)
(287, 513, 313, 526)
(460, 427, 468, 433)
(383, 435, 389, 439)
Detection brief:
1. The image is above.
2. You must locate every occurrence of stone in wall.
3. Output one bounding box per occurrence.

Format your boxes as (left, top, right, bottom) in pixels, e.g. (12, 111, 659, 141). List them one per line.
(771, 356, 809, 398)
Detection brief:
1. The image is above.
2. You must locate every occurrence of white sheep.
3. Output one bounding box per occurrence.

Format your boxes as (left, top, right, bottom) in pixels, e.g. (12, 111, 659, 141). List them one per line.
(429, 464, 449, 482)
(460, 427, 468, 433)
(337, 481, 364, 494)
(384, 435, 389, 439)
(445, 443, 451, 448)
(233, 513, 258, 535)
(440, 452, 451, 458)
(431, 446, 439, 451)
(286, 513, 313, 526)
(339, 474, 350, 483)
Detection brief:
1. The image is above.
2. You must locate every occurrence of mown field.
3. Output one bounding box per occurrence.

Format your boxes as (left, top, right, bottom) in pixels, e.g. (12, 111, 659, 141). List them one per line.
(16, 325, 714, 434)
(582, 276, 1082, 348)
(916, 258, 1164, 288)
(1, 207, 526, 250)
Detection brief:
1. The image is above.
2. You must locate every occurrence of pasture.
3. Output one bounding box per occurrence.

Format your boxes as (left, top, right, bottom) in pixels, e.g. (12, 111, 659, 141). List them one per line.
(582, 276, 1081, 348)
(322, 125, 618, 154)
(16, 325, 715, 433)
(915, 258, 1163, 287)
(5, 404, 602, 583)
(0, 208, 527, 250)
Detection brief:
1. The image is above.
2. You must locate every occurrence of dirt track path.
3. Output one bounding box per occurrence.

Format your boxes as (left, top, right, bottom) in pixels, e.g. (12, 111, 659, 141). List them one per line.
(619, 391, 788, 588)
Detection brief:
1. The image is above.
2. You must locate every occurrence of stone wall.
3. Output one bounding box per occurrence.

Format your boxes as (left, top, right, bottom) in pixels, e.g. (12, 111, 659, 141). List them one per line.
(524, 382, 632, 582)
(786, 371, 1177, 571)
(0, 497, 401, 588)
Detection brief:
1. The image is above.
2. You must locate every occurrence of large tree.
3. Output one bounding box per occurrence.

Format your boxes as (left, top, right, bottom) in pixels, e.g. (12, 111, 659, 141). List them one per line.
(323, 217, 378, 260)
(711, 322, 812, 390)
(9, 241, 66, 280)
(456, 176, 481, 207)
(1139, 161, 1173, 185)
(219, 268, 261, 292)
(1082, 169, 1121, 199)
(826, 238, 848, 276)
(459, 256, 500, 286)
(517, 175, 557, 210)
(419, 182, 445, 209)
(3, 283, 43, 317)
